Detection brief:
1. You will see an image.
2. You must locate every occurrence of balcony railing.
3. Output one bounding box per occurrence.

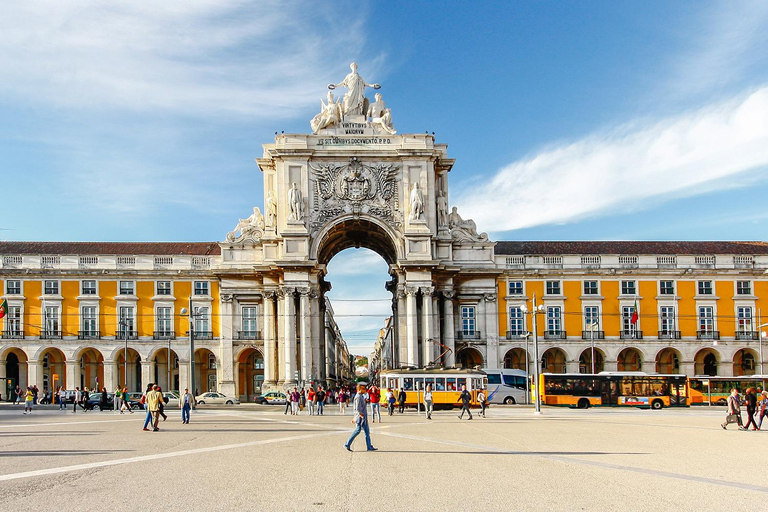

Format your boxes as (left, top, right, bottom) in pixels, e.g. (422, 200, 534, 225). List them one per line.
(154, 331, 176, 340)
(506, 330, 527, 340)
(457, 330, 481, 341)
(115, 330, 139, 340)
(736, 331, 759, 341)
(581, 330, 605, 340)
(658, 330, 681, 340)
(544, 330, 567, 340)
(41, 330, 62, 339)
(237, 330, 263, 340)
(190, 330, 213, 340)
(620, 330, 643, 340)
(697, 330, 720, 340)
(2, 330, 24, 339)
(78, 330, 101, 340)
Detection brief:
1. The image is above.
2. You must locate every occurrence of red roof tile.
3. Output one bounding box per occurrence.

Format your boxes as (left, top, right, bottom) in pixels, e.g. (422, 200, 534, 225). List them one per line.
(0, 242, 221, 256)
(494, 241, 768, 255)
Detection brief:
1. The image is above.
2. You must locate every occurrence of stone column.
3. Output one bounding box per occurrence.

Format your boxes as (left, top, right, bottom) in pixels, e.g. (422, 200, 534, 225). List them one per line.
(65, 359, 79, 390)
(421, 287, 434, 365)
(141, 359, 155, 392)
(283, 287, 297, 386)
(565, 360, 580, 373)
(276, 290, 285, 385)
(233, 361, 241, 398)
(299, 288, 312, 385)
(432, 294, 440, 361)
(263, 291, 277, 387)
(484, 293, 499, 368)
(397, 289, 407, 366)
(218, 294, 236, 397)
(178, 360, 189, 393)
(103, 362, 116, 392)
(406, 286, 418, 367)
(443, 291, 456, 367)
(28, 362, 43, 391)
(310, 292, 322, 383)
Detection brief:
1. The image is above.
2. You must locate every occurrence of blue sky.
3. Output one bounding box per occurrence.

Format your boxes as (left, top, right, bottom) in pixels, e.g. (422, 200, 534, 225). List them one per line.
(3, 1, 768, 355)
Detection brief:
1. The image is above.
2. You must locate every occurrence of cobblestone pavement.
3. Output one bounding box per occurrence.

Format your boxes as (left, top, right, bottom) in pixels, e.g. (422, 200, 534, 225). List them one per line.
(0, 403, 764, 511)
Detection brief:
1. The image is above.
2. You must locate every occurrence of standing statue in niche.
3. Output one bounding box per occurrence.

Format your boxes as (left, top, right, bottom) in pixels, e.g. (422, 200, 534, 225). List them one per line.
(328, 62, 380, 116)
(265, 189, 277, 227)
(436, 190, 448, 227)
(310, 90, 343, 133)
(288, 182, 304, 221)
(409, 182, 424, 221)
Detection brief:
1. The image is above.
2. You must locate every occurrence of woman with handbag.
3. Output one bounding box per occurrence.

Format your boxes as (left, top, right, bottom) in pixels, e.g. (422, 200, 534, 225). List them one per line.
(721, 388, 743, 430)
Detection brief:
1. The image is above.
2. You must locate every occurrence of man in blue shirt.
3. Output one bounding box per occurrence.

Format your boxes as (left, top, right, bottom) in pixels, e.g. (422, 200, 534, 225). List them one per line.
(344, 384, 377, 452)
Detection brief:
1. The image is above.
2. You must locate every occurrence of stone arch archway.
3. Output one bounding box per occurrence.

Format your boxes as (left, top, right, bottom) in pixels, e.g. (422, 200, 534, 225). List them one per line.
(237, 346, 265, 401)
(579, 348, 605, 374)
(150, 347, 179, 391)
(542, 348, 566, 373)
(73, 347, 104, 391)
(617, 347, 642, 372)
(733, 348, 758, 376)
(195, 348, 218, 394)
(656, 347, 682, 374)
(38, 347, 67, 390)
(313, 215, 401, 266)
(2, 347, 28, 398)
(694, 348, 719, 376)
(115, 348, 142, 392)
(503, 348, 527, 370)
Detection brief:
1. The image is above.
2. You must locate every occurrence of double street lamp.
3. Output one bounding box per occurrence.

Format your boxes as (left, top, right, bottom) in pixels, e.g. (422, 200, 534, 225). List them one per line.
(180, 296, 201, 406)
(520, 294, 546, 415)
(589, 319, 600, 374)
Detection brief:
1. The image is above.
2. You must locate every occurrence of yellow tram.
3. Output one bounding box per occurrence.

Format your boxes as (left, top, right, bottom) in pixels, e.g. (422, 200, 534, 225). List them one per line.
(378, 368, 487, 409)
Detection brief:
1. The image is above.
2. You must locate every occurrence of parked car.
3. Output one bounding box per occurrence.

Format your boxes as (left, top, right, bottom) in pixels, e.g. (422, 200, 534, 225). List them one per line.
(255, 392, 287, 405)
(163, 391, 180, 407)
(195, 392, 240, 405)
(85, 392, 114, 411)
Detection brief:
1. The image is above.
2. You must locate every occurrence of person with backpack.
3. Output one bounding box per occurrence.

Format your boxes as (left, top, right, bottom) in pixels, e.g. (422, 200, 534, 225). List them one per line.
(458, 385, 473, 420)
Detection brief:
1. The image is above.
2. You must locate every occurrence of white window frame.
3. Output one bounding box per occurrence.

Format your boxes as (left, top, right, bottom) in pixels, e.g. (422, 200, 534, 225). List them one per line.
(507, 280, 524, 296)
(80, 306, 98, 336)
(43, 280, 59, 296)
(194, 281, 210, 296)
(156, 281, 173, 296)
(583, 280, 599, 296)
(460, 306, 476, 335)
(119, 281, 135, 296)
(697, 280, 713, 295)
(118, 305, 136, 335)
(583, 306, 600, 330)
(660, 306, 676, 334)
(4, 305, 22, 335)
(546, 306, 562, 334)
(194, 306, 210, 334)
(736, 280, 752, 296)
(242, 306, 258, 336)
(5, 279, 22, 295)
(737, 306, 753, 334)
(43, 305, 60, 335)
(545, 280, 561, 295)
(659, 280, 675, 295)
(508, 306, 525, 336)
(620, 280, 636, 296)
(698, 306, 715, 334)
(81, 280, 98, 296)
(156, 306, 173, 336)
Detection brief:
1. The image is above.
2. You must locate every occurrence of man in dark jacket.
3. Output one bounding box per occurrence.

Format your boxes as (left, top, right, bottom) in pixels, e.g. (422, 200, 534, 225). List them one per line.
(458, 385, 473, 420)
(397, 388, 407, 414)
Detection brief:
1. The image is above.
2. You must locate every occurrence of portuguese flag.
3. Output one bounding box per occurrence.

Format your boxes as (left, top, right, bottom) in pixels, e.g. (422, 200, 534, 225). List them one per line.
(0, 299, 7, 319)
(630, 298, 639, 325)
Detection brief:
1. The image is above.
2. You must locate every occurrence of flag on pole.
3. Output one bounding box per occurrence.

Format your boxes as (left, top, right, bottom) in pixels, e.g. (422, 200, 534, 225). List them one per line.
(0, 299, 7, 319)
(630, 298, 639, 325)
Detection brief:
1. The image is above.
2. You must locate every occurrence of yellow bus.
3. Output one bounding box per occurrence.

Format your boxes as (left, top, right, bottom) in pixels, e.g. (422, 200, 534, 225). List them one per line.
(378, 368, 487, 409)
(688, 376, 768, 405)
(537, 372, 689, 410)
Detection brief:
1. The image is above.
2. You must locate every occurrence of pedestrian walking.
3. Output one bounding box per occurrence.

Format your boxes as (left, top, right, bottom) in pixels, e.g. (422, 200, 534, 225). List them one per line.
(114, 385, 123, 412)
(386, 388, 396, 416)
(338, 387, 347, 415)
(58, 386, 67, 410)
(284, 391, 291, 415)
(344, 384, 377, 452)
(80, 387, 90, 412)
(721, 388, 743, 430)
(423, 384, 433, 420)
(307, 387, 316, 416)
(146, 385, 163, 432)
(477, 388, 487, 418)
(290, 388, 300, 415)
(23, 387, 34, 414)
(756, 390, 768, 430)
(32, 385, 39, 405)
(13, 385, 22, 405)
(299, 388, 306, 412)
(142, 383, 154, 431)
(157, 386, 168, 422)
(73, 387, 81, 414)
(180, 388, 194, 424)
(397, 388, 406, 414)
(458, 385, 473, 420)
(369, 384, 382, 423)
(316, 386, 326, 415)
(744, 388, 759, 431)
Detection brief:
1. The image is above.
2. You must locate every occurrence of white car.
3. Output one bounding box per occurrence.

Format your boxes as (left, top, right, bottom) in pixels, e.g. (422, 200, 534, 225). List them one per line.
(195, 392, 240, 405)
(163, 391, 180, 407)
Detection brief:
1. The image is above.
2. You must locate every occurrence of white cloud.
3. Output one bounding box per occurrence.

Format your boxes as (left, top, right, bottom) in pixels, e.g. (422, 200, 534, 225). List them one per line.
(0, 1, 371, 118)
(456, 86, 768, 232)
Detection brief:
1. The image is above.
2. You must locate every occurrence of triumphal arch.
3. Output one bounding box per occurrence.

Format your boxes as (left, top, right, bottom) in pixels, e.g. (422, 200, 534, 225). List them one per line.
(219, 64, 499, 391)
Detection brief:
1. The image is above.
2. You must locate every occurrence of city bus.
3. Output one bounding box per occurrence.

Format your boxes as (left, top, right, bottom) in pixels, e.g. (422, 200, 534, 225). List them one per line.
(378, 368, 487, 409)
(688, 376, 768, 405)
(485, 368, 528, 405)
(536, 372, 689, 409)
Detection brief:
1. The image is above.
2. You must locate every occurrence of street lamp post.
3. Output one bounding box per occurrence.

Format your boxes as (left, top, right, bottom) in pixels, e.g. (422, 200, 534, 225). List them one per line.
(521, 294, 546, 415)
(590, 319, 599, 374)
(118, 318, 129, 390)
(757, 309, 767, 375)
(181, 296, 200, 407)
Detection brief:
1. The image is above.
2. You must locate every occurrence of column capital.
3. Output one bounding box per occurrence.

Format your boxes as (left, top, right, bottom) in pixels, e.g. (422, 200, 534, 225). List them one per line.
(280, 286, 296, 297)
(220, 293, 234, 303)
(483, 293, 497, 302)
(297, 287, 311, 297)
(420, 286, 435, 297)
(442, 290, 455, 300)
(405, 286, 420, 296)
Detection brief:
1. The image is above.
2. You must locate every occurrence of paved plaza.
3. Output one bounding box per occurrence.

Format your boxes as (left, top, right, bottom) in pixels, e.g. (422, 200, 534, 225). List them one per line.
(0, 404, 765, 511)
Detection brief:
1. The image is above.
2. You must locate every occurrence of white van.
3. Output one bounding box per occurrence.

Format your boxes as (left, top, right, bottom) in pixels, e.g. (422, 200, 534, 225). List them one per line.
(484, 368, 528, 405)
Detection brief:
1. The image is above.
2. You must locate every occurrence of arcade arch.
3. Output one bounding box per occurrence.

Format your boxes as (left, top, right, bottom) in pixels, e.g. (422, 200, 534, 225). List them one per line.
(656, 348, 681, 374)
(617, 348, 642, 372)
(457, 347, 484, 368)
(116, 348, 142, 392)
(74, 347, 104, 391)
(195, 348, 218, 394)
(151, 347, 179, 391)
(694, 348, 719, 376)
(39, 347, 67, 391)
(237, 347, 265, 401)
(2, 347, 28, 398)
(579, 348, 605, 374)
(733, 348, 758, 376)
(541, 348, 566, 373)
(503, 348, 527, 370)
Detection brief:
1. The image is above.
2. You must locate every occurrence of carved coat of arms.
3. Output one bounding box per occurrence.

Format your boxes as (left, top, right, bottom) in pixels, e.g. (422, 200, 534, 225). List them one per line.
(310, 157, 400, 232)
